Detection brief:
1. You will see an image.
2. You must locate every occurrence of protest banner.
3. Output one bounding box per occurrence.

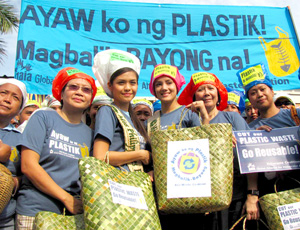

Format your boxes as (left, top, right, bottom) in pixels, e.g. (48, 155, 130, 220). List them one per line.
(16, 0, 300, 96)
(234, 126, 300, 174)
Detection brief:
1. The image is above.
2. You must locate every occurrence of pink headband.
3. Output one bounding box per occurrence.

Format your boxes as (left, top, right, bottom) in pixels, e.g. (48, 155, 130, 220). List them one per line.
(149, 64, 186, 96)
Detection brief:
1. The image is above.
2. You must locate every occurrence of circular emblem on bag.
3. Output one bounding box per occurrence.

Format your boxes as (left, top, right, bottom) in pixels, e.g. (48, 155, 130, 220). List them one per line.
(171, 148, 208, 181)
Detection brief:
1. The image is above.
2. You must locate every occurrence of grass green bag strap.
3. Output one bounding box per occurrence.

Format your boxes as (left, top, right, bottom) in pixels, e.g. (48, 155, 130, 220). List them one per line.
(147, 110, 161, 137)
(147, 106, 190, 137)
(99, 104, 143, 172)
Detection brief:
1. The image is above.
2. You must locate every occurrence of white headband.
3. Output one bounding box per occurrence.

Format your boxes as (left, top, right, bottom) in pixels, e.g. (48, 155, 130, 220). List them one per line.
(0, 78, 28, 110)
(92, 49, 141, 97)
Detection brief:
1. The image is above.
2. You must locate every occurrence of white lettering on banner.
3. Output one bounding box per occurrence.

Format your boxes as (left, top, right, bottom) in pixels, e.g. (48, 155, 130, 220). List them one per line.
(254, 145, 299, 157)
(239, 136, 269, 144)
(270, 135, 296, 142)
(241, 145, 299, 159)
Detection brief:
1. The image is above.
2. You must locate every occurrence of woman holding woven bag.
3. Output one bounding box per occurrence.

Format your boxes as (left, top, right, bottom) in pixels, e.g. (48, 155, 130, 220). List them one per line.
(147, 64, 209, 134)
(178, 72, 251, 230)
(146, 65, 210, 230)
(92, 49, 151, 173)
(0, 78, 27, 230)
(16, 67, 96, 229)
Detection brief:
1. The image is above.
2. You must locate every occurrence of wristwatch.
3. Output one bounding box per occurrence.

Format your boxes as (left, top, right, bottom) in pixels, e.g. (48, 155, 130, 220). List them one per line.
(247, 190, 259, 196)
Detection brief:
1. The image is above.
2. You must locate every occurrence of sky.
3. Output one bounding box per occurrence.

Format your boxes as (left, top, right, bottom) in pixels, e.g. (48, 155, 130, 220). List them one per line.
(1, 0, 299, 76)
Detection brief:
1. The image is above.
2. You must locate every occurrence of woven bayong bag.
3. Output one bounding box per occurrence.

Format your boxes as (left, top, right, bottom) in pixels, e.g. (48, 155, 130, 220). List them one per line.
(79, 157, 161, 230)
(151, 123, 233, 214)
(259, 178, 300, 230)
(33, 211, 85, 230)
(0, 164, 14, 214)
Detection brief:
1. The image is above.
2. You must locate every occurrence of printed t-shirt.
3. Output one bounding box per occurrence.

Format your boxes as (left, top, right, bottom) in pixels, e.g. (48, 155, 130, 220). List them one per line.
(16, 110, 93, 217)
(0, 126, 21, 221)
(158, 106, 200, 130)
(210, 111, 250, 201)
(94, 105, 146, 171)
(249, 108, 300, 129)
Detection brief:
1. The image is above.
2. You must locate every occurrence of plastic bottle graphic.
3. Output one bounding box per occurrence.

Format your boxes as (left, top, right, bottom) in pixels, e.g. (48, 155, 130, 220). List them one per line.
(259, 26, 300, 77)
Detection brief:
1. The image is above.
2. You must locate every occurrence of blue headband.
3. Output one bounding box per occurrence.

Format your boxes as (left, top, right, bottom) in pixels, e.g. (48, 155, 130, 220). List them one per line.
(226, 87, 246, 113)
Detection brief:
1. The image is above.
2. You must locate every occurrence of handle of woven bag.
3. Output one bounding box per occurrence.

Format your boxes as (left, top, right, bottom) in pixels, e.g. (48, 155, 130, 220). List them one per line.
(274, 176, 300, 193)
(104, 151, 128, 173)
(178, 108, 190, 129)
(229, 215, 269, 230)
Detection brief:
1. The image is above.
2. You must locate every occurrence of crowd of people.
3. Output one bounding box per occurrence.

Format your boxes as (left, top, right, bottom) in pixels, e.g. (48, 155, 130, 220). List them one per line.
(0, 49, 299, 230)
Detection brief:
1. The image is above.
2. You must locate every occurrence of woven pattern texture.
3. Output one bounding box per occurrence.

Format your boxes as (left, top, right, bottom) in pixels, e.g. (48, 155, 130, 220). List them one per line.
(260, 187, 300, 230)
(33, 211, 84, 230)
(151, 123, 233, 214)
(79, 157, 161, 230)
(0, 164, 14, 214)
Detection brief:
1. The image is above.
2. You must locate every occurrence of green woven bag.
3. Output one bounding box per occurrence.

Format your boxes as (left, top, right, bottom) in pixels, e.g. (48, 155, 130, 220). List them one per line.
(259, 178, 300, 230)
(151, 123, 233, 214)
(79, 157, 161, 230)
(33, 211, 85, 230)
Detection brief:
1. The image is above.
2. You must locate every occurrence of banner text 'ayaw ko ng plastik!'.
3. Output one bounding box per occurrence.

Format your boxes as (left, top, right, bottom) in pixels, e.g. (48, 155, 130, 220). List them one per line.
(15, 0, 300, 96)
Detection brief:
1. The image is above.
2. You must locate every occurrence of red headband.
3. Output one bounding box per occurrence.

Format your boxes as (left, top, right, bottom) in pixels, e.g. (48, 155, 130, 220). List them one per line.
(178, 72, 228, 111)
(52, 67, 97, 102)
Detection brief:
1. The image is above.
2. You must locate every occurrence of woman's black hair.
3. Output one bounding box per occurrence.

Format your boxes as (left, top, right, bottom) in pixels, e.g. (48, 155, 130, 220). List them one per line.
(110, 67, 151, 150)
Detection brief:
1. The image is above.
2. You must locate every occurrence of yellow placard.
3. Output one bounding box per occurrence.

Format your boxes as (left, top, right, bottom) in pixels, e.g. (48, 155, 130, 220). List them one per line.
(153, 65, 177, 79)
(239, 64, 265, 86)
(228, 93, 240, 104)
(192, 72, 216, 85)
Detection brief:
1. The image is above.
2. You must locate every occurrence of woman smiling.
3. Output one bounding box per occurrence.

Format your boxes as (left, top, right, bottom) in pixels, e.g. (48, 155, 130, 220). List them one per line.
(16, 67, 96, 229)
(92, 49, 151, 172)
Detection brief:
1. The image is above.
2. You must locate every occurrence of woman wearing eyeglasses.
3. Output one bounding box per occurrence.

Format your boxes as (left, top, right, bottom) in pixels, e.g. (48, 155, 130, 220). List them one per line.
(16, 67, 96, 229)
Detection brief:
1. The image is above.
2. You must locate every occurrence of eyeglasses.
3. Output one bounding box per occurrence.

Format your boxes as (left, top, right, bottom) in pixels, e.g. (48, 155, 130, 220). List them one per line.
(275, 101, 293, 107)
(66, 84, 92, 94)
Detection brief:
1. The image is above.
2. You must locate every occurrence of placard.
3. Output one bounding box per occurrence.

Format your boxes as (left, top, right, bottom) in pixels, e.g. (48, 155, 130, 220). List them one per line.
(234, 127, 300, 174)
(109, 180, 148, 210)
(278, 202, 300, 230)
(167, 139, 211, 198)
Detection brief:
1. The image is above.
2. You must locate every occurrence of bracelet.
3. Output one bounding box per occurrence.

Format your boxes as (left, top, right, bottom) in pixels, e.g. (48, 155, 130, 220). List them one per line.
(12, 177, 19, 197)
(247, 189, 259, 196)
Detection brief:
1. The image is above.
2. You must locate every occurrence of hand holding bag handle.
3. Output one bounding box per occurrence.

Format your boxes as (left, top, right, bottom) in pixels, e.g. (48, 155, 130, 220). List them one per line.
(229, 214, 269, 230)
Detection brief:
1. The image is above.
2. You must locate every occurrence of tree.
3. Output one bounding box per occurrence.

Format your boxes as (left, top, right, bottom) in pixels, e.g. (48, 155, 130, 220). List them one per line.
(0, 0, 19, 63)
